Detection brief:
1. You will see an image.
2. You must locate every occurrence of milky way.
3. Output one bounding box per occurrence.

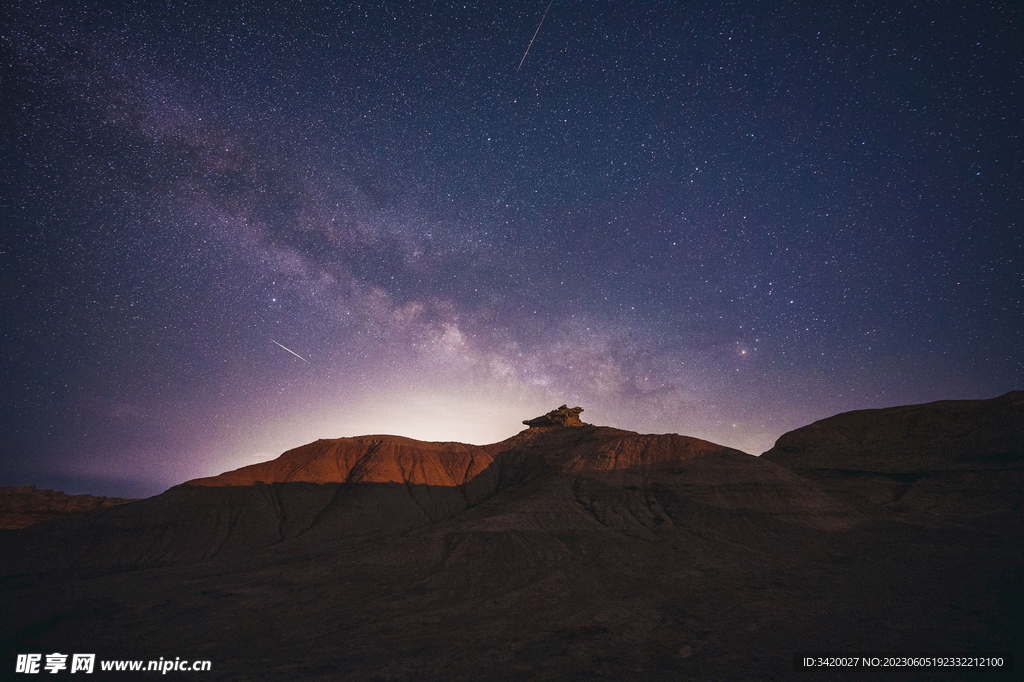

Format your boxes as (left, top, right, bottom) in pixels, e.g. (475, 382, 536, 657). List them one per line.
(2, 0, 1022, 496)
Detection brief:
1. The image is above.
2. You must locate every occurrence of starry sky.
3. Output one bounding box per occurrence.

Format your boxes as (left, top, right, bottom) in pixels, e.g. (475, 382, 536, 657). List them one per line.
(2, 0, 1022, 497)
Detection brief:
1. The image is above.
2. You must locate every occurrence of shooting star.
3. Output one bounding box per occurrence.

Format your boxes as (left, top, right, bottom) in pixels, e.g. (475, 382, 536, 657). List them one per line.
(517, 0, 553, 72)
(270, 338, 310, 363)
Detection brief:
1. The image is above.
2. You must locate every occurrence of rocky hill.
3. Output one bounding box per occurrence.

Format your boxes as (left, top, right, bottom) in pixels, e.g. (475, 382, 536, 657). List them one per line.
(184, 404, 751, 488)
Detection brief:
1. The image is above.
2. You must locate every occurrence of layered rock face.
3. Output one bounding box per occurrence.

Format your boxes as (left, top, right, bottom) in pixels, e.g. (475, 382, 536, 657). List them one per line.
(2, 398, 1021, 681)
(187, 436, 494, 487)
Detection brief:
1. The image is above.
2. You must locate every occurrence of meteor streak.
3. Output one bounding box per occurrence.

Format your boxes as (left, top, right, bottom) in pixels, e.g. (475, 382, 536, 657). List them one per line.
(517, 0, 553, 72)
(270, 338, 310, 363)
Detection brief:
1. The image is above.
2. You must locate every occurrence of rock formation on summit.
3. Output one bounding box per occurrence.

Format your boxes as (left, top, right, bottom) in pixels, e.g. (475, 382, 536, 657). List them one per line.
(522, 404, 586, 427)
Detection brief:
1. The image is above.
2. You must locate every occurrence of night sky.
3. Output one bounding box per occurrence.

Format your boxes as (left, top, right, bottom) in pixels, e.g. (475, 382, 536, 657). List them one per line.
(2, 0, 1022, 497)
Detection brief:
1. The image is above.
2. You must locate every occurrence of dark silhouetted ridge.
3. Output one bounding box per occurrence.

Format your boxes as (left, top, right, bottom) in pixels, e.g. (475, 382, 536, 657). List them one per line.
(762, 390, 1024, 518)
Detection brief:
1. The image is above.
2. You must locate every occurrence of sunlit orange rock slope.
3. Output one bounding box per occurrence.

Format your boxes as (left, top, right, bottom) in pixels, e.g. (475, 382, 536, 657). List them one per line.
(185, 405, 746, 488)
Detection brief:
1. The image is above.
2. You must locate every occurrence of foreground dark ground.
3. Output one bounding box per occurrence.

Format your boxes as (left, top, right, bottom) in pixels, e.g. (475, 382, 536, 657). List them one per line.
(2, 395, 1021, 680)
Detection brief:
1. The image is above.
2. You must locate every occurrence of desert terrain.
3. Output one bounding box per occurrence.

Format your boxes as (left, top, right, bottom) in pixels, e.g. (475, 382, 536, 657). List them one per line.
(2, 397, 1021, 680)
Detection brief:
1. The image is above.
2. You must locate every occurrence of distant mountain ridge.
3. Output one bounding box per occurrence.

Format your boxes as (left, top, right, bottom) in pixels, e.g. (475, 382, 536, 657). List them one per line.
(0, 485, 136, 530)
